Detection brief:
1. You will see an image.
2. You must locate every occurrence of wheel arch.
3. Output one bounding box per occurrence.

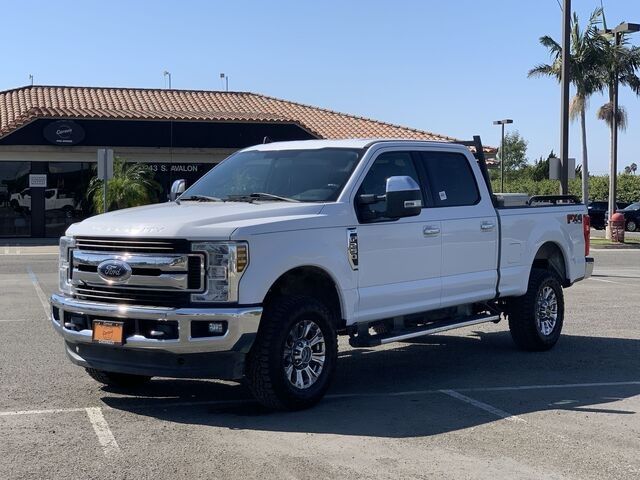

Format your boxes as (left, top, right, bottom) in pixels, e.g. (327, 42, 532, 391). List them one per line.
(532, 241, 569, 286)
(262, 266, 345, 329)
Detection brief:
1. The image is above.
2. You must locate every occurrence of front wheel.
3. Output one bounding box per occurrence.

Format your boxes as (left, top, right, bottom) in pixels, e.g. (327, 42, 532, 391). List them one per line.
(507, 268, 564, 351)
(246, 295, 338, 410)
(627, 220, 637, 232)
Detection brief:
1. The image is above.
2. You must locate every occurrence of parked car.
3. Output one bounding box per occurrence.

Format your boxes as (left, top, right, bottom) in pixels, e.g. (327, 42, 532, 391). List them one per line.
(621, 202, 640, 232)
(588, 201, 630, 229)
(50, 138, 593, 410)
(10, 188, 77, 215)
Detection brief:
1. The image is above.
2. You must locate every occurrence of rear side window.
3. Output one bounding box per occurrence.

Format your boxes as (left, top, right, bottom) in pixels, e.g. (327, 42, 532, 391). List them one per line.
(419, 151, 479, 207)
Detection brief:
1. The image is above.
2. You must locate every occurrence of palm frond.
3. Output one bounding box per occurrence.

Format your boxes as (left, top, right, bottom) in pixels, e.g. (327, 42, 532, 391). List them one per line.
(597, 102, 628, 130)
(527, 63, 559, 79)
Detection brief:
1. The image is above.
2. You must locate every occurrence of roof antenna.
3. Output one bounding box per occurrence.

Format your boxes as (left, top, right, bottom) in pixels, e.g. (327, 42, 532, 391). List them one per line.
(263, 136, 272, 144)
(29, 74, 34, 86)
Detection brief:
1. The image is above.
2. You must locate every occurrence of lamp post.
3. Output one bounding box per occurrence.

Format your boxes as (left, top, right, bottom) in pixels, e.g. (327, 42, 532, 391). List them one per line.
(163, 70, 172, 89)
(559, 0, 571, 195)
(493, 119, 513, 192)
(604, 22, 640, 238)
(220, 73, 229, 91)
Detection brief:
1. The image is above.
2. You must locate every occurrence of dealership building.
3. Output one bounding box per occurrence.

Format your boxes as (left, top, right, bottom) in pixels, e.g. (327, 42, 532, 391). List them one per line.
(0, 85, 484, 238)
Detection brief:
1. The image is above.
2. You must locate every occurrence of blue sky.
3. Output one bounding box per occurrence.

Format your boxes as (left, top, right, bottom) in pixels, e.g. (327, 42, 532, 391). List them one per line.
(1, 0, 639, 174)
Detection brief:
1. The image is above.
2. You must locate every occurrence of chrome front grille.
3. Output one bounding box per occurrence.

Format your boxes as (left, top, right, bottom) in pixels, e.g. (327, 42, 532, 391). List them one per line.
(70, 237, 204, 306)
(74, 237, 189, 253)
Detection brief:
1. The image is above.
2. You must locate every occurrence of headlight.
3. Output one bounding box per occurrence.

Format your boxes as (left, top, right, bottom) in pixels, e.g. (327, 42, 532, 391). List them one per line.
(191, 242, 249, 303)
(59, 236, 75, 295)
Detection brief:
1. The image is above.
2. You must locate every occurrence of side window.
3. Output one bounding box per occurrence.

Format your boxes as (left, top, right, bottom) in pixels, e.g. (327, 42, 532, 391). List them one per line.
(419, 151, 479, 207)
(356, 151, 422, 221)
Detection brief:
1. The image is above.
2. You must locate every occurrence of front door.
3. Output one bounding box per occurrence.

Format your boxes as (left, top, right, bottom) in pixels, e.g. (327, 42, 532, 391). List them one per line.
(354, 150, 442, 322)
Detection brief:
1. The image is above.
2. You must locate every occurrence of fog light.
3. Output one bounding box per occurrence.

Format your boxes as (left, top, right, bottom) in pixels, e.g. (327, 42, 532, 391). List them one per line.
(208, 322, 225, 334)
(191, 320, 228, 338)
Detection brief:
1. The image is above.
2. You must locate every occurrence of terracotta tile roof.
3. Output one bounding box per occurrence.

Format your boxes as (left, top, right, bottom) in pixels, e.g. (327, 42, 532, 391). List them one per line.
(0, 85, 493, 151)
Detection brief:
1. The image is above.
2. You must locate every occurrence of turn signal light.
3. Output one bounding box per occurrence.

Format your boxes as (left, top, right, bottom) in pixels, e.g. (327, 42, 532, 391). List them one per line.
(236, 245, 248, 272)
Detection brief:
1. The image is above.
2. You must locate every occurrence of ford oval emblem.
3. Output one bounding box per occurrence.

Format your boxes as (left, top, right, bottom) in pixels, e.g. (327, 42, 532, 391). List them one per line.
(97, 259, 132, 283)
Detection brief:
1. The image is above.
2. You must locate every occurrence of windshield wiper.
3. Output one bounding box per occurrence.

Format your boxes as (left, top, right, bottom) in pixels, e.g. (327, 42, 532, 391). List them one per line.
(226, 193, 300, 203)
(178, 194, 224, 204)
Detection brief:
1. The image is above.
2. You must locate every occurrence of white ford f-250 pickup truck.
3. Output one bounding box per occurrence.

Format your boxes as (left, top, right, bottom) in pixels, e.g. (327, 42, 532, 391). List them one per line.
(50, 138, 594, 410)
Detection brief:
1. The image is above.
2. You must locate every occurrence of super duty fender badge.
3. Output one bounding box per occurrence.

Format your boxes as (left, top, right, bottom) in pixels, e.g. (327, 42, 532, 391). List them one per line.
(347, 227, 358, 270)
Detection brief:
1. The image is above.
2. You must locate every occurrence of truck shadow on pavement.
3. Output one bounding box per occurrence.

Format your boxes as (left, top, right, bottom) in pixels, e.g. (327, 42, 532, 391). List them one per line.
(100, 331, 640, 438)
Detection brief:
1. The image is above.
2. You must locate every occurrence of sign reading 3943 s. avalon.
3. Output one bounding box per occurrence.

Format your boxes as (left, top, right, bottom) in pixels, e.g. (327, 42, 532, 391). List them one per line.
(43, 120, 85, 145)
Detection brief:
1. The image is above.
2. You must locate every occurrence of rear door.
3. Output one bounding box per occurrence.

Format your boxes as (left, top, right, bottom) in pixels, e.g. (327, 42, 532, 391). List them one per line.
(416, 150, 498, 306)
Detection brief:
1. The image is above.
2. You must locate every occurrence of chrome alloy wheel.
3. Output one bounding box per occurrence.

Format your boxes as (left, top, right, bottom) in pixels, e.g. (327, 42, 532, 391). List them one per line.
(535, 286, 558, 336)
(283, 319, 325, 389)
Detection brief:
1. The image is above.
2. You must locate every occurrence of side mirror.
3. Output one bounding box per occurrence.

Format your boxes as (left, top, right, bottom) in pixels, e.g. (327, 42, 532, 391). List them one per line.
(170, 179, 186, 202)
(385, 176, 422, 218)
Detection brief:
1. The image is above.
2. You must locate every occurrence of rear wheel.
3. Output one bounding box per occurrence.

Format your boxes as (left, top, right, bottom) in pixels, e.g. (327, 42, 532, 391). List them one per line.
(508, 268, 564, 351)
(246, 295, 338, 410)
(85, 368, 151, 388)
(627, 220, 637, 232)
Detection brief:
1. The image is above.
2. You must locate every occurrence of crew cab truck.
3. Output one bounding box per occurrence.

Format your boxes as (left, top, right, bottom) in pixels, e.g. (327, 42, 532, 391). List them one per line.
(50, 138, 594, 410)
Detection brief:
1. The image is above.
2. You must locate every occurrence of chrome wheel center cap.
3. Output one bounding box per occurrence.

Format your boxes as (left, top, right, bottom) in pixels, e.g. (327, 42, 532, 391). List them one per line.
(293, 341, 312, 367)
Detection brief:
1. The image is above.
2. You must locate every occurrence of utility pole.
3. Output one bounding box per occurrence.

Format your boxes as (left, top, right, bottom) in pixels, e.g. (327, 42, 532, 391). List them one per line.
(559, 0, 571, 195)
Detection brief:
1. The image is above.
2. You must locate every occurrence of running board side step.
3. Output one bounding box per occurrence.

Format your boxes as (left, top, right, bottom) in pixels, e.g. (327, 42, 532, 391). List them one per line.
(349, 314, 500, 348)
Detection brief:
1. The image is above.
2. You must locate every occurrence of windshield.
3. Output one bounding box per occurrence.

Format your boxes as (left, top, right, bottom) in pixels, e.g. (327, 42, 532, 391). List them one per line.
(182, 148, 362, 202)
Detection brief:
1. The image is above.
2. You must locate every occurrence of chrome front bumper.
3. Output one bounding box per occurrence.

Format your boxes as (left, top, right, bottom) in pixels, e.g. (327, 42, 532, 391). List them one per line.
(50, 293, 262, 354)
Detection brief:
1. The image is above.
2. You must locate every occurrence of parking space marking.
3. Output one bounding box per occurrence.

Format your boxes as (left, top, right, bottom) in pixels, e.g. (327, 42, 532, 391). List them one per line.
(85, 407, 121, 457)
(587, 277, 638, 287)
(0, 319, 31, 323)
(1, 381, 638, 417)
(0, 407, 86, 417)
(439, 389, 527, 423)
(26, 266, 50, 319)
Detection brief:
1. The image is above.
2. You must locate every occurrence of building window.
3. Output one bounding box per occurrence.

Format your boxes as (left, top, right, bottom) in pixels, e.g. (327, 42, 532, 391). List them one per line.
(0, 162, 32, 237)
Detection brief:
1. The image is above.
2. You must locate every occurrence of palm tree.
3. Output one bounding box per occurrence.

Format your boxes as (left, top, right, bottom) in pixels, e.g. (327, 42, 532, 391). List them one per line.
(529, 8, 606, 204)
(594, 27, 640, 177)
(88, 158, 160, 213)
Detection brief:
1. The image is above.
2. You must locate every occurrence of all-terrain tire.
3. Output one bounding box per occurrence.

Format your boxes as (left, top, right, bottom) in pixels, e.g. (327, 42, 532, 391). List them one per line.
(85, 368, 151, 388)
(246, 295, 338, 410)
(508, 268, 564, 351)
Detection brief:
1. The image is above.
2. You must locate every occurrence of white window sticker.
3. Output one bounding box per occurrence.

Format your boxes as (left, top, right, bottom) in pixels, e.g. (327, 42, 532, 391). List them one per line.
(439, 191, 447, 201)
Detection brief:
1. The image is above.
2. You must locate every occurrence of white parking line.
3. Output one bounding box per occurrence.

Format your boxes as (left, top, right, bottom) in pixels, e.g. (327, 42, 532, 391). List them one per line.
(85, 407, 121, 457)
(440, 389, 527, 423)
(0, 319, 31, 323)
(0, 407, 86, 416)
(26, 266, 50, 319)
(588, 277, 637, 287)
(1, 381, 637, 418)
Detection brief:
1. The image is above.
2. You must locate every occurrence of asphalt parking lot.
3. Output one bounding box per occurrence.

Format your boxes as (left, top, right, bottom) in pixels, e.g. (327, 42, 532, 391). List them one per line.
(1, 246, 638, 480)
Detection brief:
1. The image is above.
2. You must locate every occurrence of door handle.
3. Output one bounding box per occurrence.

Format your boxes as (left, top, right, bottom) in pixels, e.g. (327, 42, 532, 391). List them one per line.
(481, 221, 496, 231)
(423, 225, 440, 237)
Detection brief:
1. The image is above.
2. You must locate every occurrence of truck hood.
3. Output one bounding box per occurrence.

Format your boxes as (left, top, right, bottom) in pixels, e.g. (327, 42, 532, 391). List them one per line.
(67, 201, 325, 239)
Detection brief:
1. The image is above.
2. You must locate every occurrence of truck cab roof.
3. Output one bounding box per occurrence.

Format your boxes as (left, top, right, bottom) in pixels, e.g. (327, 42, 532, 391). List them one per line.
(244, 138, 466, 152)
